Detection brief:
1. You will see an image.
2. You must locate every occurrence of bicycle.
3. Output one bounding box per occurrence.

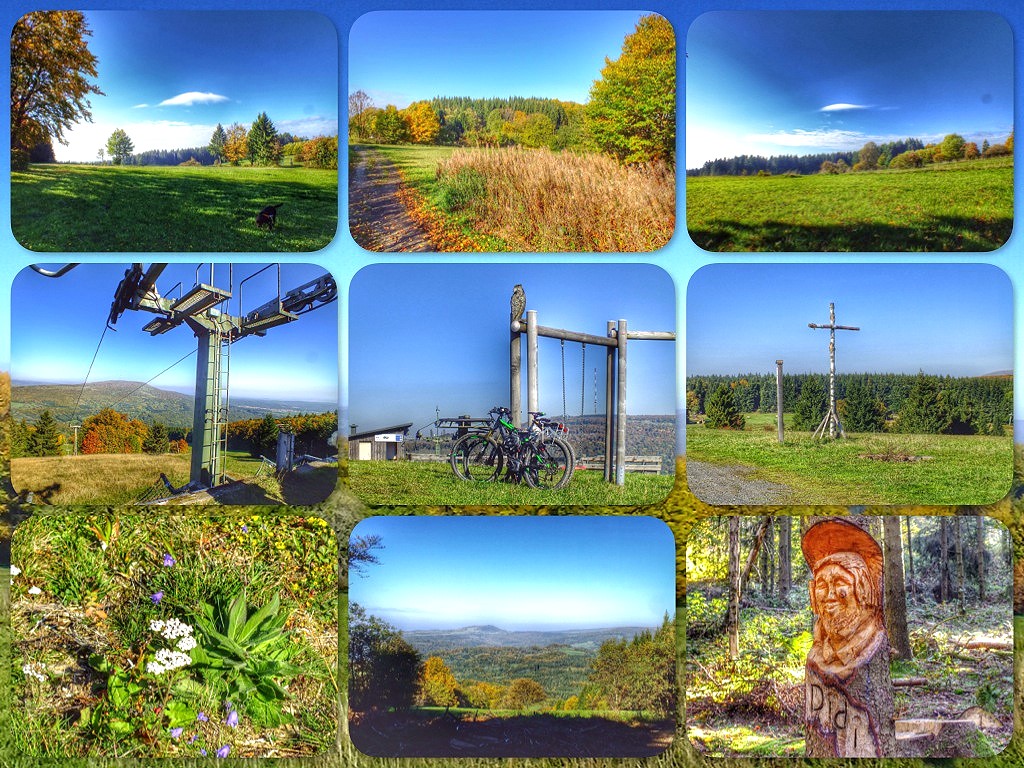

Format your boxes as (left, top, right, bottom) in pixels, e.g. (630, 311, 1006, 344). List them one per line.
(449, 407, 575, 490)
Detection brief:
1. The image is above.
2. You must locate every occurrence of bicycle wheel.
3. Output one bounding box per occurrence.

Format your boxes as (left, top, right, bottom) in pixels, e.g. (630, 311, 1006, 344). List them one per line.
(449, 433, 503, 482)
(522, 435, 574, 490)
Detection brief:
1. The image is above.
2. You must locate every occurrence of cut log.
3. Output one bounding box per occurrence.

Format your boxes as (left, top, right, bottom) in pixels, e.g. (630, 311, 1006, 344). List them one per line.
(963, 637, 1012, 651)
(893, 677, 928, 687)
(896, 718, 982, 758)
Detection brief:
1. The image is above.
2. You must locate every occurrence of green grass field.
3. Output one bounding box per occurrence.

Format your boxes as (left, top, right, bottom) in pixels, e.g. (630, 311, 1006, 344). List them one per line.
(11, 163, 338, 251)
(686, 412, 1013, 505)
(686, 157, 1012, 251)
(346, 459, 675, 506)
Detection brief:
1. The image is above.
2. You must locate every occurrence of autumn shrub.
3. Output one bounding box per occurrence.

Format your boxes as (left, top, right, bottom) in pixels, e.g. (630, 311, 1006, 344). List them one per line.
(433, 146, 674, 251)
(300, 136, 338, 170)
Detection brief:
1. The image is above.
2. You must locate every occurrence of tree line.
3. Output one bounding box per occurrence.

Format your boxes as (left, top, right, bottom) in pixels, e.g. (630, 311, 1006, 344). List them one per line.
(688, 371, 1012, 435)
(687, 133, 1014, 176)
(348, 14, 675, 165)
(11, 407, 337, 459)
(349, 605, 675, 716)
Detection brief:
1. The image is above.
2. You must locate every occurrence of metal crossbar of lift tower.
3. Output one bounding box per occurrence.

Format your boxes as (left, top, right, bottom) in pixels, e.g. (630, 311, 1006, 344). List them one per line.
(510, 320, 675, 345)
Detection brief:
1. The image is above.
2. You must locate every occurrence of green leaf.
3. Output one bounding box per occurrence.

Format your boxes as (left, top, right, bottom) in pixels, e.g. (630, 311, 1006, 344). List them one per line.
(165, 699, 197, 728)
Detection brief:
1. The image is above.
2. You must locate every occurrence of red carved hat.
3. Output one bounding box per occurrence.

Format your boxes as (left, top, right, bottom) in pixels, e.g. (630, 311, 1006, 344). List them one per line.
(801, 518, 884, 588)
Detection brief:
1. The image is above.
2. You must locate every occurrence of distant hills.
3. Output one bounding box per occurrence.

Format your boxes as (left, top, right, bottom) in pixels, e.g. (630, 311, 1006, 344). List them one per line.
(400, 624, 659, 700)
(402, 624, 657, 654)
(12, 380, 335, 428)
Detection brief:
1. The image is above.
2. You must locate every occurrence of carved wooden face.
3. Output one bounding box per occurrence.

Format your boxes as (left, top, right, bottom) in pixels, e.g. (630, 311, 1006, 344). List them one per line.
(811, 562, 872, 642)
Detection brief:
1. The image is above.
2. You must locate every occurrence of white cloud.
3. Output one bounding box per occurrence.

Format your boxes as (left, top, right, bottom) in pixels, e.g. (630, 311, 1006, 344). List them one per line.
(157, 91, 229, 107)
(820, 103, 871, 112)
(277, 116, 339, 138)
(746, 128, 872, 148)
(132, 103, 149, 109)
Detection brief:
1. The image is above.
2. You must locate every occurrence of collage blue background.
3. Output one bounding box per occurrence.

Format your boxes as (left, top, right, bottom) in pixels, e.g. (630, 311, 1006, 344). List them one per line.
(2, 0, 1020, 458)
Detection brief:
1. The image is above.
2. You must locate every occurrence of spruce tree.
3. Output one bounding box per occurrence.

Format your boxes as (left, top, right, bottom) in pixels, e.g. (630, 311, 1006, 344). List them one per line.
(27, 410, 63, 456)
(898, 372, 949, 434)
(247, 112, 280, 166)
(208, 123, 227, 163)
(252, 413, 279, 458)
(705, 384, 744, 429)
(792, 376, 827, 431)
(143, 421, 169, 454)
(842, 379, 885, 433)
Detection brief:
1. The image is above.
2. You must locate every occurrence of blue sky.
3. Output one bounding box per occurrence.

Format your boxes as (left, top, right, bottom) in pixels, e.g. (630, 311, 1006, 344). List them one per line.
(11, 263, 338, 403)
(348, 263, 676, 430)
(47, 11, 338, 162)
(349, 515, 675, 631)
(348, 11, 660, 109)
(687, 264, 1012, 376)
(686, 11, 1013, 168)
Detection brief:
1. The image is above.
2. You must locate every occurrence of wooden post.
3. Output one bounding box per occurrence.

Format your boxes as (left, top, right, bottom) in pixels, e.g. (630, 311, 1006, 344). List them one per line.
(510, 322, 522, 429)
(604, 320, 615, 483)
(527, 309, 539, 419)
(802, 519, 896, 757)
(776, 359, 784, 444)
(615, 319, 627, 486)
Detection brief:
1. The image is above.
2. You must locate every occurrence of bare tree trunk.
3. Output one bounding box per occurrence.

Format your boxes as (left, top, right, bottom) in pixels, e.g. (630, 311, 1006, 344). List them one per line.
(728, 517, 740, 659)
(740, 517, 772, 597)
(883, 516, 912, 659)
(977, 516, 986, 602)
(905, 516, 915, 600)
(955, 517, 966, 613)
(778, 517, 792, 604)
(761, 519, 775, 598)
(939, 518, 950, 603)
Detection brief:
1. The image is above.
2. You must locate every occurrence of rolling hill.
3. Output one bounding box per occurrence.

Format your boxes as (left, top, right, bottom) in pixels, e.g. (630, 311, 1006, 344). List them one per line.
(11, 380, 334, 428)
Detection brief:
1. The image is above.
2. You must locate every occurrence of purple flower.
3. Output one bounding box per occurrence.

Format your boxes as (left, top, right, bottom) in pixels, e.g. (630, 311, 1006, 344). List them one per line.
(241, 525, 249, 533)
(196, 711, 209, 722)
(189, 733, 198, 744)
(150, 591, 164, 604)
(162, 554, 176, 567)
(226, 709, 238, 728)
(200, 748, 207, 756)
(216, 745, 231, 758)
(170, 727, 183, 740)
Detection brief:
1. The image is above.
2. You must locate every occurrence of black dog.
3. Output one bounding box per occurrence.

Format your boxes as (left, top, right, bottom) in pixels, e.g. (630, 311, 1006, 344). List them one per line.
(255, 203, 284, 230)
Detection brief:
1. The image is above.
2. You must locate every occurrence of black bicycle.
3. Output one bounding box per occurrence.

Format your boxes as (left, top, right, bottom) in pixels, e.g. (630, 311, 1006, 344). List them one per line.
(449, 407, 575, 490)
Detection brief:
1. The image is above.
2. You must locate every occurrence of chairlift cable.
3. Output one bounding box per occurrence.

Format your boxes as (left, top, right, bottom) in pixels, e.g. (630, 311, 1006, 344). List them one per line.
(69, 323, 110, 426)
(99, 348, 198, 413)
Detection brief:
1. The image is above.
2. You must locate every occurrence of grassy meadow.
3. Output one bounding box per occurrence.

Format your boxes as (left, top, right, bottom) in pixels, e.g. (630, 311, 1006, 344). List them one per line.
(686, 157, 1012, 251)
(346, 459, 675, 506)
(11, 163, 338, 251)
(11, 450, 338, 506)
(361, 143, 675, 252)
(686, 412, 1013, 505)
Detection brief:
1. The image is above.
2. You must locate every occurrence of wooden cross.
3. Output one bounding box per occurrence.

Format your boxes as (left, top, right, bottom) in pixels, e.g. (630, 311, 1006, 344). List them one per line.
(808, 302, 860, 439)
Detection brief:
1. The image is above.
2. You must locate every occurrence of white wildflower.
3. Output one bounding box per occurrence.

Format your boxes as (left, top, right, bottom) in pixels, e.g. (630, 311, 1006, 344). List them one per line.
(158, 618, 194, 641)
(146, 660, 166, 675)
(153, 648, 191, 671)
(27, 586, 41, 595)
(10, 565, 21, 577)
(176, 635, 197, 652)
(22, 661, 46, 682)
(150, 619, 165, 633)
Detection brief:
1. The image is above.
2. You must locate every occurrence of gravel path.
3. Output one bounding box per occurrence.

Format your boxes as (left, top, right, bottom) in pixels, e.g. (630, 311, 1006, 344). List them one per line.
(349, 146, 433, 252)
(685, 459, 795, 505)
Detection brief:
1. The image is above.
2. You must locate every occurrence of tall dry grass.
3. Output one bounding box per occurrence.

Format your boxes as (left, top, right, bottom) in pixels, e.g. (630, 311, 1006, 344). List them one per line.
(11, 453, 191, 505)
(435, 147, 675, 251)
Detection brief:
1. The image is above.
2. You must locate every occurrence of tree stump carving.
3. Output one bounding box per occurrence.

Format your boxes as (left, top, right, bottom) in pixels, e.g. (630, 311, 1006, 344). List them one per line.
(802, 519, 896, 757)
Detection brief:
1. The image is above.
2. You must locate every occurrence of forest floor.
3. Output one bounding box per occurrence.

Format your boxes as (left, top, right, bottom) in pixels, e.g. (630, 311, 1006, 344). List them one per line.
(685, 460, 795, 505)
(685, 596, 1014, 757)
(349, 711, 674, 758)
(348, 147, 433, 252)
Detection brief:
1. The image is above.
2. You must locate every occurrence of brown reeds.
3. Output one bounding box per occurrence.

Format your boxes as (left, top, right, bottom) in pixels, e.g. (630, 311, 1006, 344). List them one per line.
(435, 147, 675, 252)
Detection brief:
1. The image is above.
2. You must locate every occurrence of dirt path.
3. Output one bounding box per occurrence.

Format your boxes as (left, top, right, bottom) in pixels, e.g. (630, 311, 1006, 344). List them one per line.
(349, 146, 433, 252)
(685, 459, 795, 505)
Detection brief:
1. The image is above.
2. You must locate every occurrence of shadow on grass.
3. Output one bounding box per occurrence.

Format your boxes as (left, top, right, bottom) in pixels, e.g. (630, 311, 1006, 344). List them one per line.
(11, 165, 338, 252)
(349, 710, 674, 758)
(688, 214, 1012, 252)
